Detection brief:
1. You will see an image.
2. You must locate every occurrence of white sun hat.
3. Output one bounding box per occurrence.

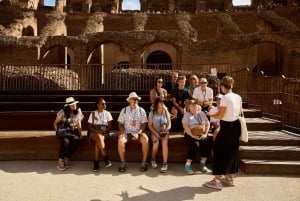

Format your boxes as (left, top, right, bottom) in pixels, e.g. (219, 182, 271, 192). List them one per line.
(126, 92, 141, 102)
(65, 97, 79, 107)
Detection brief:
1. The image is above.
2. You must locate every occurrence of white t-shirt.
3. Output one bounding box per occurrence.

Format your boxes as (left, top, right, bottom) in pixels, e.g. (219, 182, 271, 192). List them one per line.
(193, 86, 213, 103)
(117, 106, 148, 133)
(220, 92, 242, 122)
(209, 106, 219, 125)
(88, 110, 113, 126)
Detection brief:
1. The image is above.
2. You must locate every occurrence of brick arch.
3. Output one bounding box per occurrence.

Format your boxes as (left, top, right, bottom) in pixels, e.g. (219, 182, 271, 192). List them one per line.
(247, 34, 292, 76)
(86, 40, 129, 64)
(40, 36, 75, 59)
(141, 41, 181, 65)
(258, 34, 291, 49)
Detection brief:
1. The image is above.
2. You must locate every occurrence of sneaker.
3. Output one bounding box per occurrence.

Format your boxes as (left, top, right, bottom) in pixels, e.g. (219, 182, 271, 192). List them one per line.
(104, 160, 112, 167)
(118, 162, 127, 173)
(185, 164, 194, 175)
(57, 160, 65, 171)
(199, 162, 208, 173)
(64, 157, 70, 169)
(221, 177, 235, 187)
(104, 155, 112, 167)
(151, 159, 158, 168)
(204, 179, 222, 190)
(140, 162, 148, 172)
(160, 163, 168, 173)
(93, 160, 99, 172)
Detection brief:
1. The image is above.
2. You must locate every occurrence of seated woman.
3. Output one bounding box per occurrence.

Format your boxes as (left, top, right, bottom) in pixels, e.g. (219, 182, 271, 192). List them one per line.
(182, 99, 212, 175)
(54, 97, 84, 171)
(87, 97, 113, 172)
(149, 77, 168, 106)
(148, 97, 171, 173)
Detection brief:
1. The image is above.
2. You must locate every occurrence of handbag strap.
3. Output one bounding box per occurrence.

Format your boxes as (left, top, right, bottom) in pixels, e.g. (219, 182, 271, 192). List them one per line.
(240, 99, 244, 117)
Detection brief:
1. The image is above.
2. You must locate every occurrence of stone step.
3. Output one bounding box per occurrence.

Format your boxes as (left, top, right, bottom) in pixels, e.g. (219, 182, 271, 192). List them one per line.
(242, 130, 300, 146)
(240, 146, 300, 160)
(0, 131, 190, 162)
(0, 109, 262, 131)
(245, 118, 283, 131)
(240, 159, 300, 175)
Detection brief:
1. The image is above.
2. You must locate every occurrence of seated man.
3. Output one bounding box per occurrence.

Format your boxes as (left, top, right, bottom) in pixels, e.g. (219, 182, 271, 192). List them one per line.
(117, 92, 149, 172)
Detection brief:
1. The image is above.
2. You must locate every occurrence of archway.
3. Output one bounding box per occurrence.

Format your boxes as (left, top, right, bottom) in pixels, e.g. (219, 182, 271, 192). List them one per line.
(146, 50, 172, 70)
(248, 42, 284, 76)
(22, 26, 34, 36)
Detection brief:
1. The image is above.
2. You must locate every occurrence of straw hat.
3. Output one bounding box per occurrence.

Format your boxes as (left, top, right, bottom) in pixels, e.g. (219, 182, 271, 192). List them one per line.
(65, 97, 79, 107)
(126, 92, 141, 102)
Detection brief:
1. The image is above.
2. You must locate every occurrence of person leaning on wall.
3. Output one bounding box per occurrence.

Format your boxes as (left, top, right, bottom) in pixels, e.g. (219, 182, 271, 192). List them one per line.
(54, 97, 84, 171)
(87, 97, 113, 172)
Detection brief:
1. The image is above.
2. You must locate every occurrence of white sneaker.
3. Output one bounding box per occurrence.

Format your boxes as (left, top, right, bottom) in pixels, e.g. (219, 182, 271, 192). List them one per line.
(204, 179, 222, 190)
(151, 159, 158, 168)
(160, 164, 168, 173)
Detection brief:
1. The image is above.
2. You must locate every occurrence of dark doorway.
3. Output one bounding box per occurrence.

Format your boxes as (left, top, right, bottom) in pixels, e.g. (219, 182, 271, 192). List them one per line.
(146, 51, 172, 70)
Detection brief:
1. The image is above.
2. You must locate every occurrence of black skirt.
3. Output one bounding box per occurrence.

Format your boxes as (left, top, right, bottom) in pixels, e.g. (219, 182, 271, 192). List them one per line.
(212, 119, 241, 175)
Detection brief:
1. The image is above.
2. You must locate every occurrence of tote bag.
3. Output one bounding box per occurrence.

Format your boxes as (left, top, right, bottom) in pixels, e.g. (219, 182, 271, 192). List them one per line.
(239, 109, 248, 143)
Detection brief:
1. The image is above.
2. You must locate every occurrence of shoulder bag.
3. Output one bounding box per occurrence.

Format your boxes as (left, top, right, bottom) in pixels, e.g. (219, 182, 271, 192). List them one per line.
(239, 108, 248, 143)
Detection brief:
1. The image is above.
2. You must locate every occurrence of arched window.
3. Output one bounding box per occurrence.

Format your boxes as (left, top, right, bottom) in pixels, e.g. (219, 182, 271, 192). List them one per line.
(232, 0, 251, 6)
(122, 0, 140, 11)
(44, 0, 55, 7)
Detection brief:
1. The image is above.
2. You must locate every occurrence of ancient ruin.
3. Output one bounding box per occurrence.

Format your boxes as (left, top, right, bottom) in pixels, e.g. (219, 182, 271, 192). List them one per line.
(0, 0, 299, 89)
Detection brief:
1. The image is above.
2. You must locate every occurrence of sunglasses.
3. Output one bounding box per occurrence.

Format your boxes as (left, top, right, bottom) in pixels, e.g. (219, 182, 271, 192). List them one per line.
(157, 80, 163, 83)
(201, 82, 207, 84)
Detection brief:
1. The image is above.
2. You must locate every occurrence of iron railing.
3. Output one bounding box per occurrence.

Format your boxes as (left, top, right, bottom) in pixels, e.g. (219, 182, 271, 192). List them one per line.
(0, 63, 230, 92)
(0, 63, 299, 132)
(231, 69, 300, 133)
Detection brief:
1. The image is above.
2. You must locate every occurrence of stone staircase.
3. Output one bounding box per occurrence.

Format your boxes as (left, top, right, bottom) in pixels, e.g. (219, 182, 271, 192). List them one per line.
(0, 91, 299, 175)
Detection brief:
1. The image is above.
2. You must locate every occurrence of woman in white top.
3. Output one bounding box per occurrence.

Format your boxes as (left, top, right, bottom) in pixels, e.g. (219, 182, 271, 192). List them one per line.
(54, 97, 84, 171)
(204, 76, 242, 190)
(87, 98, 113, 171)
(192, 77, 213, 112)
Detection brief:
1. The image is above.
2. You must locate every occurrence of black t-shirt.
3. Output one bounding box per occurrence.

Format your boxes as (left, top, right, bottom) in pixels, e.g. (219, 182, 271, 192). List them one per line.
(165, 81, 178, 94)
(171, 88, 192, 108)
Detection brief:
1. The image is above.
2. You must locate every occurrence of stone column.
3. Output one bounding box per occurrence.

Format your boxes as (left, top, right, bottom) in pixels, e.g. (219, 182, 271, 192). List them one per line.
(55, 0, 66, 12)
(195, 0, 206, 13)
(168, 0, 175, 14)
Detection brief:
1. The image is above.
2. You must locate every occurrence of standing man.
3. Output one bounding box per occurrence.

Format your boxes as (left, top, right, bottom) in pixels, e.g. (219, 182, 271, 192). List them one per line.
(117, 92, 149, 172)
(193, 77, 213, 112)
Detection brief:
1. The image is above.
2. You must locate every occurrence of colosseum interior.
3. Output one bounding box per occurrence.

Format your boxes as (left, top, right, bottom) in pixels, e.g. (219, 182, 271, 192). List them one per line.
(0, 0, 299, 84)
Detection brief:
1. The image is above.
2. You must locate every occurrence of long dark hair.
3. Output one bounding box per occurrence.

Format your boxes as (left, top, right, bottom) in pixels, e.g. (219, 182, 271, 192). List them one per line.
(63, 104, 79, 118)
(153, 96, 165, 113)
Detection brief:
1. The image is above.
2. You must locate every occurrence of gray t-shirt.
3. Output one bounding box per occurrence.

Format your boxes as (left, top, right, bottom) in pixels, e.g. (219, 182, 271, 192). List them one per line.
(182, 111, 208, 129)
(148, 109, 170, 133)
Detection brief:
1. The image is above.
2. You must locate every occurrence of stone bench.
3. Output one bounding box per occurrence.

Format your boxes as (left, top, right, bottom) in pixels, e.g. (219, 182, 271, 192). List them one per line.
(0, 130, 208, 163)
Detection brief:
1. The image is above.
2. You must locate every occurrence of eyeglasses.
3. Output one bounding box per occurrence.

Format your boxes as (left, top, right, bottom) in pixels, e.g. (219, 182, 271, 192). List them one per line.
(200, 82, 207, 84)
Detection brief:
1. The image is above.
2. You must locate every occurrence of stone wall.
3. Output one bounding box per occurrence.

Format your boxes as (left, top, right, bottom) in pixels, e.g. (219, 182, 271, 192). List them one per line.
(0, 2, 299, 79)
